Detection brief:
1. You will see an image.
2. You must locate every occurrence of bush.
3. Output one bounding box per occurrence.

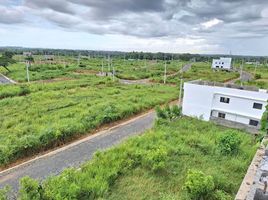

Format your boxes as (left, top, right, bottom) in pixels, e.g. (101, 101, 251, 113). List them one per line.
(156, 105, 181, 121)
(142, 146, 168, 172)
(19, 176, 43, 200)
(218, 132, 241, 155)
(0, 186, 9, 200)
(255, 73, 262, 79)
(261, 103, 268, 133)
(184, 170, 215, 200)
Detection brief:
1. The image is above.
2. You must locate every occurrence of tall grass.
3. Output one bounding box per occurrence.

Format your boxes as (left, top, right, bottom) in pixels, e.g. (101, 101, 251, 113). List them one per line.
(0, 76, 178, 166)
(17, 117, 257, 200)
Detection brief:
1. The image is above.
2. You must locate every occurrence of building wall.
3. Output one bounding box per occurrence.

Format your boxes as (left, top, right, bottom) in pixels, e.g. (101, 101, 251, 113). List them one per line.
(212, 93, 266, 120)
(212, 57, 232, 70)
(182, 83, 214, 121)
(182, 82, 268, 127)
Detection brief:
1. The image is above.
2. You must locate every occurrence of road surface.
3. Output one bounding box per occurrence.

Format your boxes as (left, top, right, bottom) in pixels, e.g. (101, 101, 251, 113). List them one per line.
(180, 63, 192, 73)
(0, 112, 156, 195)
(0, 74, 15, 84)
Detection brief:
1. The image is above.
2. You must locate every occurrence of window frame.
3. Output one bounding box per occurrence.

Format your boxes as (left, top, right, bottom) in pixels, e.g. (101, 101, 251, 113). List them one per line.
(218, 112, 226, 119)
(220, 97, 230, 104)
(249, 119, 259, 127)
(253, 102, 263, 110)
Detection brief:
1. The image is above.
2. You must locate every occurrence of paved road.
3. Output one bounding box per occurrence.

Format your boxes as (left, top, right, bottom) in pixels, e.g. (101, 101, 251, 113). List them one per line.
(0, 74, 14, 84)
(0, 112, 156, 195)
(180, 63, 192, 73)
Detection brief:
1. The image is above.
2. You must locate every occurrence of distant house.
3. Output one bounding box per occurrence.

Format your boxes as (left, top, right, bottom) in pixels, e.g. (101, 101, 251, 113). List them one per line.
(23, 52, 32, 57)
(212, 57, 232, 70)
(182, 80, 268, 132)
(44, 55, 54, 61)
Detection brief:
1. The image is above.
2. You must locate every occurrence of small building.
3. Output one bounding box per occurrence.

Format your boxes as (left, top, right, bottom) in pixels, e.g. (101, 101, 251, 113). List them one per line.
(23, 52, 32, 57)
(182, 80, 268, 132)
(212, 57, 232, 70)
(44, 55, 54, 61)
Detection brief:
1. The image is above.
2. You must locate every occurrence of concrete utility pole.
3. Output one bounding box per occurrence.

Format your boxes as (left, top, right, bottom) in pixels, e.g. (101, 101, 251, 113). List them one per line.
(26, 61, 30, 82)
(179, 78, 183, 106)
(240, 60, 244, 87)
(108, 55, 111, 72)
(101, 59, 104, 74)
(112, 60, 115, 81)
(254, 60, 257, 76)
(164, 60, 167, 84)
(77, 53, 81, 67)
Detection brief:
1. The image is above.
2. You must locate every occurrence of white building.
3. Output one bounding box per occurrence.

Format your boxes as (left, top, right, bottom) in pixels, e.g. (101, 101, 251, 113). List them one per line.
(23, 52, 32, 57)
(182, 80, 268, 130)
(212, 57, 232, 70)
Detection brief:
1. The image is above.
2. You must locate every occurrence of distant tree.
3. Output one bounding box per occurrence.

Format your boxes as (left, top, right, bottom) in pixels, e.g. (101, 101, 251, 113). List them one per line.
(25, 56, 34, 64)
(0, 52, 16, 72)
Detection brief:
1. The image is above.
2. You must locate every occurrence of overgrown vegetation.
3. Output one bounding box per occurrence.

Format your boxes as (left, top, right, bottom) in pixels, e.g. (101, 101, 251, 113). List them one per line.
(150, 62, 239, 84)
(16, 117, 256, 200)
(155, 104, 182, 121)
(0, 76, 178, 166)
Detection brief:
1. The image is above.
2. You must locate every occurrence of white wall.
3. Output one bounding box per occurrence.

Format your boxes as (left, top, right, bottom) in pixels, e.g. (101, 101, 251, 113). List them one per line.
(182, 82, 268, 125)
(212, 57, 232, 70)
(182, 83, 214, 121)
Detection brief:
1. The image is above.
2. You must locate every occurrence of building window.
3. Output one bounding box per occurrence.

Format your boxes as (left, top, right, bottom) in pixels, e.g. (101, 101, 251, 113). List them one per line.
(253, 103, 263, 110)
(218, 112, 226, 119)
(249, 119, 259, 127)
(222, 62, 224, 64)
(220, 97, 230, 104)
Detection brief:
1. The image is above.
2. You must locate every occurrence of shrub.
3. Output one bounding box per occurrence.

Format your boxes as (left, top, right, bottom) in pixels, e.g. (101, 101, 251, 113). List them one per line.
(156, 105, 181, 121)
(156, 106, 168, 119)
(261, 103, 268, 133)
(184, 170, 215, 200)
(218, 132, 241, 155)
(19, 176, 43, 200)
(0, 186, 9, 200)
(255, 73, 262, 79)
(213, 190, 232, 200)
(142, 146, 168, 172)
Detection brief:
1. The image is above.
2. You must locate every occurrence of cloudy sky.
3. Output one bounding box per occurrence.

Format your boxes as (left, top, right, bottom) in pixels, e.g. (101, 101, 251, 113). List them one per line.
(0, 0, 268, 55)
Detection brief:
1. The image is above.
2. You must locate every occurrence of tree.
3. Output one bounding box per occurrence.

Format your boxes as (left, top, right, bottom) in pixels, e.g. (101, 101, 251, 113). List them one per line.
(0, 52, 16, 71)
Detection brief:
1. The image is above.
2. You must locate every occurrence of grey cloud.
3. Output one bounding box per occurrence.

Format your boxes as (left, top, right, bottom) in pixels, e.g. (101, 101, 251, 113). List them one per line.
(0, 0, 267, 41)
(0, 6, 25, 24)
(24, 0, 74, 14)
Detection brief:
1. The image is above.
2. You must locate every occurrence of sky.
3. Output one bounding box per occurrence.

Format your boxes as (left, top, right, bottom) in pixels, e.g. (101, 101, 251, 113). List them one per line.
(0, 0, 268, 55)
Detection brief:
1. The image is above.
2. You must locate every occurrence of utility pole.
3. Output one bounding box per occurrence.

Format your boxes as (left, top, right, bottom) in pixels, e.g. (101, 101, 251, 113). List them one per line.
(240, 59, 244, 87)
(179, 78, 183, 106)
(164, 60, 167, 84)
(108, 55, 111, 72)
(254, 60, 257, 76)
(101, 59, 104, 74)
(112, 60, 115, 81)
(77, 53, 81, 67)
(26, 61, 30, 82)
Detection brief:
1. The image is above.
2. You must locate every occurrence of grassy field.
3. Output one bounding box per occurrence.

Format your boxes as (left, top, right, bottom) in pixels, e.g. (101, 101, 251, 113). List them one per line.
(0, 56, 186, 82)
(0, 76, 178, 166)
(17, 117, 257, 200)
(237, 64, 268, 89)
(150, 62, 239, 84)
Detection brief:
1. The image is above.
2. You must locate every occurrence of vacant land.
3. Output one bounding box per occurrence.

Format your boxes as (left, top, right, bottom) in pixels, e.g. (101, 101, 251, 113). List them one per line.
(237, 65, 268, 89)
(17, 117, 257, 200)
(150, 62, 239, 84)
(0, 56, 186, 82)
(0, 76, 178, 166)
